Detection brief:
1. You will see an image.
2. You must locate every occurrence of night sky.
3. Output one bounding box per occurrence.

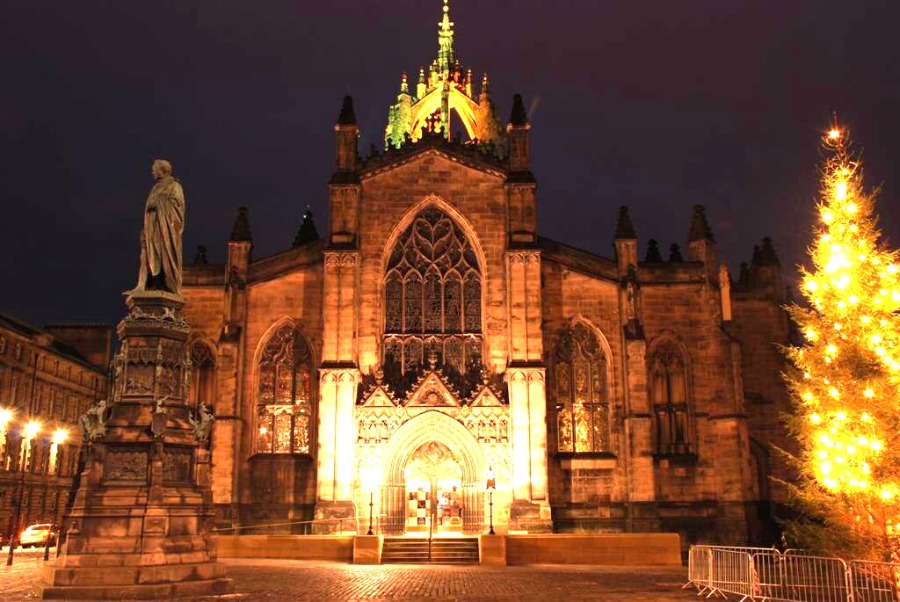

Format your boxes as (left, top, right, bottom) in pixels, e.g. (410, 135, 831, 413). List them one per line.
(3, 0, 900, 328)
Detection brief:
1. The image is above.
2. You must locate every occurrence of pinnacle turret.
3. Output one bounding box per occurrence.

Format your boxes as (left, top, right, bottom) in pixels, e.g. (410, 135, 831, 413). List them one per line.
(230, 207, 252, 243)
(293, 209, 320, 247)
(509, 94, 528, 126)
(688, 204, 715, 242)
(337, 95, 356, 125)
(614, 206, 636, 239)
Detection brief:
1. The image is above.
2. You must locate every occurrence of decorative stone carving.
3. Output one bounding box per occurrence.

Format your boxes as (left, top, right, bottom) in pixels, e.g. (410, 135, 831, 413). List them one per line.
(189, 402, 215, 443)
(79, 399, 109, 442)
(151, 397, 168, 439)
(104, 449, 149, 481)
(121, 302, 190, 332)
(163, 448, 192, 482)
(135, 159, 185, 296)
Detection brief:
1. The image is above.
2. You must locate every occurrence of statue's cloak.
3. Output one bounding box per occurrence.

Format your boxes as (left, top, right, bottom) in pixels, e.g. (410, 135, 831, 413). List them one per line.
(137, 176, 185, 294)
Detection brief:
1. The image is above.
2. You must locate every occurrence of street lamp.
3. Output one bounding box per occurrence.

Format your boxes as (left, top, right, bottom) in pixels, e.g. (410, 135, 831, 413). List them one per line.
(362, 469, 377, 536)
(485, 466, 496, 535)
(7, 419, 41, 566)
(44, 427, 68, 561)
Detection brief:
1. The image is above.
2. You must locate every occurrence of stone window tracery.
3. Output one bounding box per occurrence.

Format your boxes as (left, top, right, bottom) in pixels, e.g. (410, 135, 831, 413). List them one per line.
(555, 323, 610, 453)
(650, 342, 692, 455)
(255, 325, 314, 455)
(383, 206, 482, 375)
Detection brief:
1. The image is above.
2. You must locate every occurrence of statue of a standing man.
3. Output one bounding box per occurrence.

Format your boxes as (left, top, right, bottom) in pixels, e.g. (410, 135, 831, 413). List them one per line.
(136, 159, 185, 295)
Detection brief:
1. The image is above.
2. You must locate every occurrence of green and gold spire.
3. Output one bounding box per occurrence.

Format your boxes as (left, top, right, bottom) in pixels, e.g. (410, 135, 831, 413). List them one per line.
(384, 0, 502, 148)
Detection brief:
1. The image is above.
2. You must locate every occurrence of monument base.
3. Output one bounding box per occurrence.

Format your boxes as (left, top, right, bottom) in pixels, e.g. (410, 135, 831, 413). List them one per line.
(39, 562, 232, 600)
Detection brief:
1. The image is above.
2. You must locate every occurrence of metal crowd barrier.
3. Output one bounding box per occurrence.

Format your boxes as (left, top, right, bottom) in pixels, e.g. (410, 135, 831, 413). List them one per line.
(686, 544, 898, 602)
(850, 560, 900, 602)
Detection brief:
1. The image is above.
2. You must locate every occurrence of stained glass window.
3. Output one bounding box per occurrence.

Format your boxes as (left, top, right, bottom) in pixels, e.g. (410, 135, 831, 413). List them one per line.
(650, 343, 691, 455)
(555, 323, 610, 453)
(383, 206, 483, 373)
(255, 325, 314, 455)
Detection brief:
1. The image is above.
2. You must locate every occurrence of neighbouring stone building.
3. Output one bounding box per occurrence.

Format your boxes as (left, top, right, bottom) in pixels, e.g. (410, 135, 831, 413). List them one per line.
(0, 314, 111, 539)
(180, 0, 794, 548)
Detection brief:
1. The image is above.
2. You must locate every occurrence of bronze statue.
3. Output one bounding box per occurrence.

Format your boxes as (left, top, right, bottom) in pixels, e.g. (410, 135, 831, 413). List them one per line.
(136, 159, 185, 295)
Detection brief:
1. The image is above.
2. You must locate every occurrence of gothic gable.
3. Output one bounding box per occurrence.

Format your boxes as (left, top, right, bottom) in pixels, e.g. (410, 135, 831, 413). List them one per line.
(360, 385, 397, 408)
(406, 371, 460, 407)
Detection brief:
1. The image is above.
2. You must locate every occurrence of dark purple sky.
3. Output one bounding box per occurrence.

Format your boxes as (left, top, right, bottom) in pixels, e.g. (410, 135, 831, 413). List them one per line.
(3, 0, 899, 327)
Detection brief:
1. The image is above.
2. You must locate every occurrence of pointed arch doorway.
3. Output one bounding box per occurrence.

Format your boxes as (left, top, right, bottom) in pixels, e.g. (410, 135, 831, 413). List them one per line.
(379, 411, 485, 536)
(404, 442, 463, 534)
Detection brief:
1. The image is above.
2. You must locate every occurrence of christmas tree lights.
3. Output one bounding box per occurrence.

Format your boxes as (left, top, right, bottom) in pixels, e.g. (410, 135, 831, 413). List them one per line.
(786, 122, 900, 559)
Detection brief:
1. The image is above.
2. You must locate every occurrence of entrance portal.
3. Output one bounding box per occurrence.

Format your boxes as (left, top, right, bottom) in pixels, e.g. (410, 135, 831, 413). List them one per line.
(404, 441, 463, 534)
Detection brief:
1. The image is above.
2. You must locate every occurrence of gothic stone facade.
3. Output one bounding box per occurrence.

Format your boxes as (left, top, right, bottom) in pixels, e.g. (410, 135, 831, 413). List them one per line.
(178, 97, 792, 547)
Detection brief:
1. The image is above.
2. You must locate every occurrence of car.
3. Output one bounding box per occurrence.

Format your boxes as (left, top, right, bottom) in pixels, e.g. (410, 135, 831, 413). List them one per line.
(19, 523, 57, 548)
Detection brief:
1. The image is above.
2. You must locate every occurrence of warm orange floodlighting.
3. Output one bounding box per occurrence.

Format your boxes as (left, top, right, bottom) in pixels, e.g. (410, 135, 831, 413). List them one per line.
(0, 408, 12, 430)
(52, 428, 68, 446)
(259, 426, 268, 435)
(23, 420, 40, 440)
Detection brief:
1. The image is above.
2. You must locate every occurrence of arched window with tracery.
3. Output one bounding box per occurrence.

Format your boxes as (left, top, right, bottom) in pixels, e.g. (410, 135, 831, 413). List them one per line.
(255, 325, 314, 455)
(383, 206, 483, 376)
(649, 341, 691, 455)
(555, 322, 610, 453)
(189, 340, 216, 409)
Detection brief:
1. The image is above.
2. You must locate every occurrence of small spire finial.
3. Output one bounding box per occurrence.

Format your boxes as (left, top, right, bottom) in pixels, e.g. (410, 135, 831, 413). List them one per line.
(230, 207, 252, 243)
(615, 206, 636, 239)
(337, 95, 356, 125)
(509, 93, 528, 125)
(293, 207, 320, 247)
(688, 204, 715, 242)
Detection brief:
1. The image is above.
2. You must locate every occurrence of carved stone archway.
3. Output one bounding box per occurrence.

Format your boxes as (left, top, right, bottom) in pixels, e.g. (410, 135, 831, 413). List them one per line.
(378, 410, 486, 535)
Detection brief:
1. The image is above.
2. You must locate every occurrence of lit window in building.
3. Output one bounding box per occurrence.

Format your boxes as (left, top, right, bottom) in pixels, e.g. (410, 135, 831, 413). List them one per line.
(650, 342, 692, 455)
(555, 322, 610, 453)
(383, 206, 482, 376)
(255, 325, 313, 454)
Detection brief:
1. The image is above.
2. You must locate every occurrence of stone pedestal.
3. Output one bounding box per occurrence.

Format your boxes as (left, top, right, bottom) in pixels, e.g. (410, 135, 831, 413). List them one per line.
(508, 500, 553, 533)
(39, 292, 233, 600)
(479, 534, 507, 565)
(352, 535, 382, 564)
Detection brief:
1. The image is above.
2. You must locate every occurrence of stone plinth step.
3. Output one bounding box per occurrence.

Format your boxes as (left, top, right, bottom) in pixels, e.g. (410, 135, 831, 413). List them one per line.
(381, 537, 479, 564)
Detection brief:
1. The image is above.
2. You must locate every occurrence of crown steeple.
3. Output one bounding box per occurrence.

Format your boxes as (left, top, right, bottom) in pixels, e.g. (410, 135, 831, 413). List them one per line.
(437, 0, 454, 76)
(384, 0, 502, 148)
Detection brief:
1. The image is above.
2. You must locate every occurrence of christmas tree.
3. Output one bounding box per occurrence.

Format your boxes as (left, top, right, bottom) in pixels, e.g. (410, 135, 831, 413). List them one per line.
(785, 122, 900, 560)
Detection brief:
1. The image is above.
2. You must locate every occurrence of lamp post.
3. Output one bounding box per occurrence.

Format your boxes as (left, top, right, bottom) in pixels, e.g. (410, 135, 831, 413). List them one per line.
(485, 466, 496, 535)
(7, 419, 40, 566)
(362, 469, 376, 536)
(43, 427, 68, 561)
(367, 490, 374, 536)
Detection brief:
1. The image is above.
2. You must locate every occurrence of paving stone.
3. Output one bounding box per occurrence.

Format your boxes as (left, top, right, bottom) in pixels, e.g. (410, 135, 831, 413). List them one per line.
(0, 552, 697, 601)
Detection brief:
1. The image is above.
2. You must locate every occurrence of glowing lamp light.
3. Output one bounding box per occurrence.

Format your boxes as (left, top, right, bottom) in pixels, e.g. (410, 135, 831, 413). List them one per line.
(52, 428, 68, 446)
(258, 426, 268, 435)
(23, 420, 40, 440)
(0, 408, 12, 430)
(828, 128, 841, 140)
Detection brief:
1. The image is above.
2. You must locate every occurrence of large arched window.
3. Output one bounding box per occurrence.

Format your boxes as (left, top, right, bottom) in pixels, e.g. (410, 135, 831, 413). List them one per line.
(255, 325, 313, 455)
(189, 340, 216, 409)
(555, 322, 610, 453)
(383, 206, 482, 376)
(649, 341, 692, 455)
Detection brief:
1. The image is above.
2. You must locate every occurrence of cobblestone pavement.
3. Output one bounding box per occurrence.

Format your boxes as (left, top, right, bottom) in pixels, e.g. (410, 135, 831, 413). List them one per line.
(0, 552, 697, 601)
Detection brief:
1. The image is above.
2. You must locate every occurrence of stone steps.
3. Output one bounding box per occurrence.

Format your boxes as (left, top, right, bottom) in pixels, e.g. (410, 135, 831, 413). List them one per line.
(381, 537, 479, 564)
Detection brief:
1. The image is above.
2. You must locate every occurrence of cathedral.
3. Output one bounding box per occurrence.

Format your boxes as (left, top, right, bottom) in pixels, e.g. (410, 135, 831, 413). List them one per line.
(181, 0, 793, 548)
